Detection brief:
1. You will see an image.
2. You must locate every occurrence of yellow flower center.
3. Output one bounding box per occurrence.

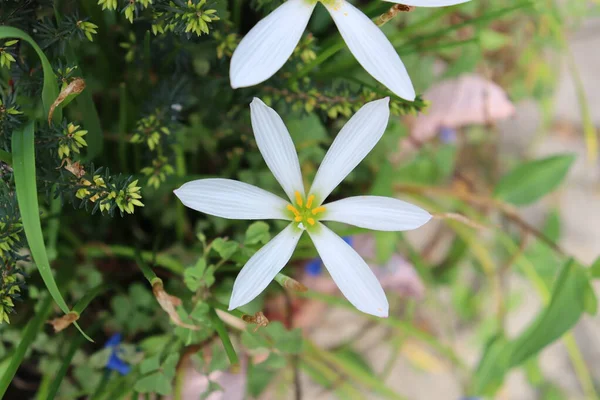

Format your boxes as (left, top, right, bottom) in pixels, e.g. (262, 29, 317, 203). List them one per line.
(286, 191, 326, 230)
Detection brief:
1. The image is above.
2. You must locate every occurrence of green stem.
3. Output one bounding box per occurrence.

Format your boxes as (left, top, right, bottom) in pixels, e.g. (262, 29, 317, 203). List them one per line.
(305, 340, 406, 400)
(290, 6, 453, 82)
(45, 320, 103, 400)
(300, 291, 466, 371)
(209, 307, 239, 368)
(134, 250, 160, 284)
(72, 283, 111, 314)
(82, 243, 184, 274)
(565, 43, 597, 162)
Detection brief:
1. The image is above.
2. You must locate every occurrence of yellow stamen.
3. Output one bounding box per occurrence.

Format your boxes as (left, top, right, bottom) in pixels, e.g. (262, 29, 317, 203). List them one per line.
(294, 216, 303, 222)
(306, 195, 315, 208)
(311, 206, 326, 215)
(294, 191, 303, 207)
(287, 204, 300, 216)
(307, 218, 315, 226)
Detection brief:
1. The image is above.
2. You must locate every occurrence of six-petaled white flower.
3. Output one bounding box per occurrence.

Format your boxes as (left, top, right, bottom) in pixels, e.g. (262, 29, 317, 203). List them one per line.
(229, 0, 471, 101)
(174, 97, 431, 317)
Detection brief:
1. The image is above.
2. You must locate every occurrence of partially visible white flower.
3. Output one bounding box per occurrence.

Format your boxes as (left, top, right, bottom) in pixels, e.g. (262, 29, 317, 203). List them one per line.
(174, 97, 431, 317)
(229, 0, 471, 101)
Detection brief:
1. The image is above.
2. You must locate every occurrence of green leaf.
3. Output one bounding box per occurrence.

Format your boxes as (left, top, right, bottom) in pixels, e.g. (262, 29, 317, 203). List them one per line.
(208, 343, 229, 373)
(247, 363, 275, 398)
(211, 238, 239, 260)
(494, 154, 576, 206)
(139, 354, 161, 374)
(162, 354, 179, 378)
(184, 259, 207, 291)
(0, 26, 60, 120)
(74, 364, 102, 393)
(245, 222, 271, 245)
(470, 335, 511, 396)
(12, 122, 91, 340)
(261, 353, 287, 369)
(241, 329, 270, 350)
(0, 294, 53, 397)
(134, 372, 172, 395)
(509, 259, 593, 366)
(264, 322, 303, 354)
(286, 112, 328, 145)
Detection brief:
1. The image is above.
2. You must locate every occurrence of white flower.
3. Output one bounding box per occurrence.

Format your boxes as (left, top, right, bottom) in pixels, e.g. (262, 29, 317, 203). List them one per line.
(229, 0, 471, 101)
(174, 97, 431, 317)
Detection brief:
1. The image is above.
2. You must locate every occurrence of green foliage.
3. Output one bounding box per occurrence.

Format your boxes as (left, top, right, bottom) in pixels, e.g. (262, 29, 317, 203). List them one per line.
(134, 353, 179, 395)
(494, 154, 576, 205)
(471, 259, 597, 395)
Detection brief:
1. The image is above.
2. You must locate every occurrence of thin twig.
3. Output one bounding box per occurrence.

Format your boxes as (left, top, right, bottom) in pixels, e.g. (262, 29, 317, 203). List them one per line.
(396, 184, 569, 258)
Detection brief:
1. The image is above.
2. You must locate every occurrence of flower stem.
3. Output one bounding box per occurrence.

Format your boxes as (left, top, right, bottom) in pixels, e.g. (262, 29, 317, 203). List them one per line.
(209, 307, 240, 369)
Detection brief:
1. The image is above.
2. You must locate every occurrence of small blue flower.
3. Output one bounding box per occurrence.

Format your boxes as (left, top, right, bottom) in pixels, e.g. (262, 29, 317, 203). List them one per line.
(305, 258, 322, 276)
(104, 333, 131, 375)
(305, 236, 353, 276)
(439, 126, 457, 143)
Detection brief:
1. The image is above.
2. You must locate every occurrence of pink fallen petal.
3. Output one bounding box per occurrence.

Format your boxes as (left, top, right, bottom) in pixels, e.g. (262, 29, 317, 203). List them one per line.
(409, 73, 516, 146)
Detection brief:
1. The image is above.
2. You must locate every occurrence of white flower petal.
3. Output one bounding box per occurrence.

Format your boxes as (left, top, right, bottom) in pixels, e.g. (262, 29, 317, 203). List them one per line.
(229, 224, 302, 310)
(309, 98, 390, 203)
(174, 178, 289, 220)
(384, 0, 470, 6)
(308, 223, 388, 317)
(325, 1, 415, 100)
(230, 0, 315, 89)
(322, 196, 431, 231)
(250, 98, 304, 201)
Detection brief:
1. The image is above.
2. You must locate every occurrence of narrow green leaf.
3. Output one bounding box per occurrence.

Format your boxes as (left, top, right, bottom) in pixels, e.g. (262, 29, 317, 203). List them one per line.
(0, 294, 53, 397)
(72, 283, 111, 315)
(0, 26, 60, 120)
(494, 154, 576, 205)
(509, 259, 593, 366)
(470, 335, 511, 396)
(12, 122, 91, 340)
(13, 122, 70, 313)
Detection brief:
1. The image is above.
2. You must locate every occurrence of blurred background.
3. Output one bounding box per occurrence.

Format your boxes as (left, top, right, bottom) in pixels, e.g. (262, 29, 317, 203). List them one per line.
(1, 1, 600, 399)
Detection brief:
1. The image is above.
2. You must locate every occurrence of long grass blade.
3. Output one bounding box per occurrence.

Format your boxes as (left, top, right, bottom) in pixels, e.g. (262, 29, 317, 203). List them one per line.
(0, 294, 53, 397)
(12, 122, 91, 340)
(0, 26, 60, 120)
